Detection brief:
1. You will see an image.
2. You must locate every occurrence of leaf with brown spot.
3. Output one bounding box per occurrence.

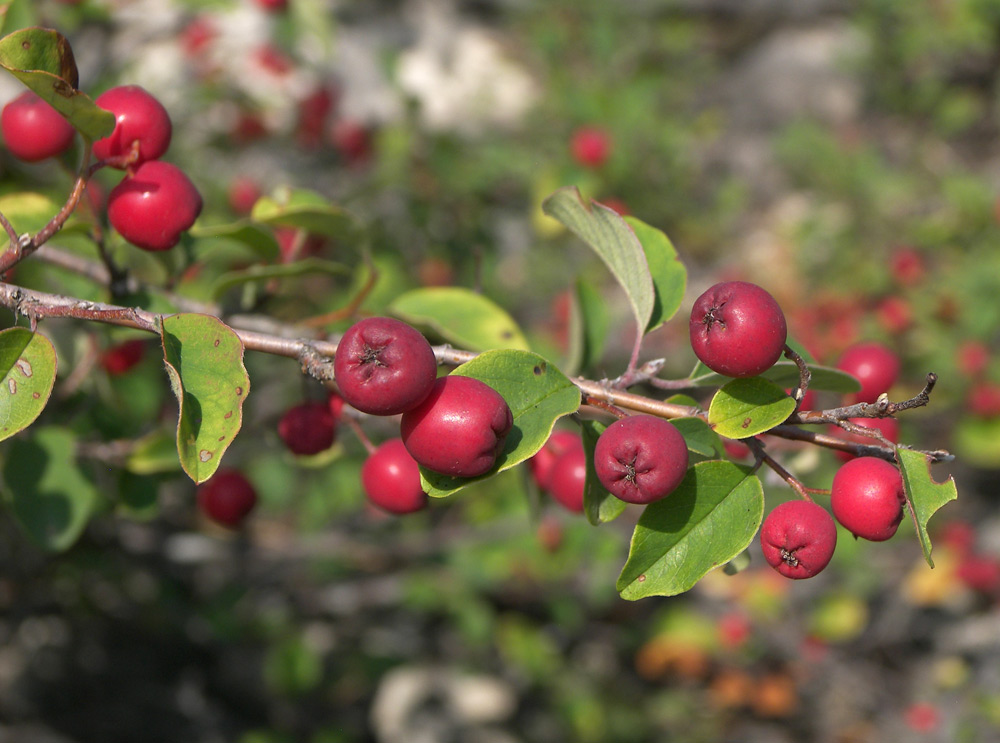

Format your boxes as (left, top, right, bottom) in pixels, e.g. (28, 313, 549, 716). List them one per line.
(0, 327, 55, 442)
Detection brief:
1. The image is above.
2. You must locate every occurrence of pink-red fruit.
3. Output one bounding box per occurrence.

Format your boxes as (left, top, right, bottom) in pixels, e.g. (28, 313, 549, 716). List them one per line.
(108, 161, 203, 250)
(760, 500, 838, 579)
(334, 317, 437, 416)
(277, 401, 336, 456)
(570, 126, 611, 168)
(100, 339, 147, 375)
(361, 438, 428, 515)
(528, 430, 582, 492)
(593, 415, 688, 504)
(197, 469, 258, 528)
(547, 446, 587, 513)
(92, 85, 172, 167)
(689, 281, 788, 378)
(1, 92, 76, 162)
(830, 456, 905, 541)
(836, 342, 900, 404)
(400, 375, 513, 478)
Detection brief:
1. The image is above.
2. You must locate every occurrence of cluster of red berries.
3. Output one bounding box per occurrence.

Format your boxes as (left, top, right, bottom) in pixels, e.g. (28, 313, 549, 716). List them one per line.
(333, 316, 514, 514)
(1, 85, 202, 251)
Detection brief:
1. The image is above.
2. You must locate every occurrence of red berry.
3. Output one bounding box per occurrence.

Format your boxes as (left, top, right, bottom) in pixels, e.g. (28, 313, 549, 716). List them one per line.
(400, 375, 513, 478)
(956, 341, 989, 379)
(570, 126, 611, 168)
(836, 342, 900, 404)
(108, 161, 203, 251)
(296, 85, 336, 149)
(760, 500, 837, 579)
(956, 554, 1000, 594)
(830, 456, 905, 542)
(547, 446, 587, 513)
(197, 469, 258, 528)
(92, 86, 172, 167)
(528, 430, 582, 492)
(330, 119, 373, 166)
(361, 438, 428, 514)
(904, 703, 940, 734)
(966, 382, 1000, 418)
(100, 339, 147, 375)
(277, 401, 336, 456)
(689, 281, 788, 378)
(255, 0, 288, 10)
(875, 296, 912, 334)
(889, 246, 925, 287)
(334, 317, 438, 416)
(593, 415, 689, 505)
(1, 91, 76, 162)
(227, 176, 262, 215)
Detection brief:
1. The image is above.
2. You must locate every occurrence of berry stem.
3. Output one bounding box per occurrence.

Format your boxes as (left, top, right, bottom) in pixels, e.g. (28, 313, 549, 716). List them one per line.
(745, 437, 814, 503)
(345, 415, 376, 455)
(783, 343, 812, 410)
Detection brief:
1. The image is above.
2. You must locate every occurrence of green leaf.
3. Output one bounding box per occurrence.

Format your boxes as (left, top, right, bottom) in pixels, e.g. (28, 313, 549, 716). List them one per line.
(189, 221, 281, 262)
(581, 418, 626, 525)
(212, 258, 352, 300)
(160, 314, 250, 483)
(0, 28, 114, 140)
(420, 350, 581, 497)
(0, 192, 60, 234)
(390, 287, 530, 352)
(4, 426, 98, 551)
(542, 186, 654, 337)
(250, 187, 360, 241)
(950, 416, 1000, 467)
(898, 448, 958, 568)
(565, 277, 609, 375)
(0, 1, 39, 37)
(624, 216, 686, 332)
(0, 327, 56, 442)
(672, 416, 725, 460)
(688, 360, 860, 393)
(125, 431, 183, 475)
(617, 461, 764, 599)
(708, 377, 797, 439)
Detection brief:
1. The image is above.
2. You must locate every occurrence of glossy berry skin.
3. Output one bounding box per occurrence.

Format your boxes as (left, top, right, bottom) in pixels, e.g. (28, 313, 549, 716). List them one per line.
(760, 500, 837, 579)
(197, 469, 258, 528)
(108, 161, 203, 251)
(830, 456, 905, 542)
(593, 415, 689, 505)
(547, 446, 587, 513)
(836, 342, 900, 404)
(400, 375, 513, 478)
(570, 126, 611, 168)
(92, 86, 172, 167)
(528, 430, 582, 492)
(277, 401, 336, 456)
(334, 317, 437, 416)
(361, 438, 428, 515)
(689, 281, 787, 378)
(1, 92, 76, 162)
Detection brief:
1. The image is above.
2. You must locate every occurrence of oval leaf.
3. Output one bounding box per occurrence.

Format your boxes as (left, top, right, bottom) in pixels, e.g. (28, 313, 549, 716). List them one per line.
(189, 221, 281, 262)
(0, 192, 61, 234)
(390, 287, 530, 352)
(617, 461, 764, 599)
(708, 377, 796, 439)
(689, 360, 861, 394)
(212, 258, 352, 300)
(898, 448, 959, 568)
(0, 327, 56, 442)
(565, 276, 609, 375)
(160, 314, 250, 483)
(672, 416, 725, 460)
(4, 426, 97, 552)
(0, 28, 114, 140)
(542, 186, 654, 336)
(624, 216, 687, 332)
(420, 350, 581, 497)
(251, 187, 360, 241)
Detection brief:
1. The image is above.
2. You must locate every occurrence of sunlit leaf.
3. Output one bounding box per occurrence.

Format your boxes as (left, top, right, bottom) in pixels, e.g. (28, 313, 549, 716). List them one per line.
(0, 327, 56, 442)
(624, 216, 686, 332)
(390, 287, 530, 352)
(708, 377, 796, 439)
(160, 314, 250, 483)
(617, 461, 764, 599)
(898, 448, 959, 568)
